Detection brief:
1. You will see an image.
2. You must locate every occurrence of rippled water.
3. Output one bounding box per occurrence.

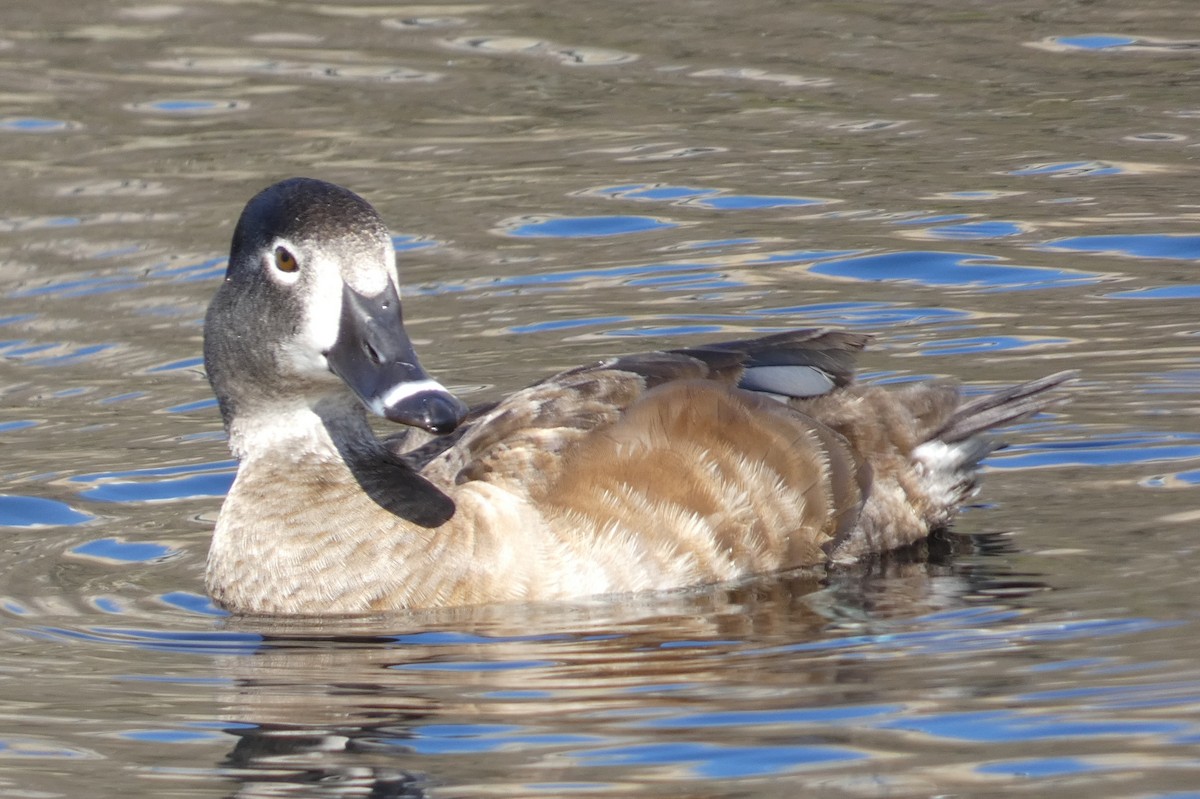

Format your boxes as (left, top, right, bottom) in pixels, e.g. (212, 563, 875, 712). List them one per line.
(2, 0, 1200, 795)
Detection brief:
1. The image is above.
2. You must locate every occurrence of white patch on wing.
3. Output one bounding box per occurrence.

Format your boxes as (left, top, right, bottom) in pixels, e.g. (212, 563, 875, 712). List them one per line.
(740, 365, 834, 398)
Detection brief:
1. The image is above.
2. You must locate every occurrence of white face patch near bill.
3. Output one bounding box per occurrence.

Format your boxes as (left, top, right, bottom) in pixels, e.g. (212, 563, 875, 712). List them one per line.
(277, 232, 403, 383)
(369, 378, 451, 416)
(282, 248, 347, 379)
(272, 224, 403, 388)
(342, 244, 395, 298)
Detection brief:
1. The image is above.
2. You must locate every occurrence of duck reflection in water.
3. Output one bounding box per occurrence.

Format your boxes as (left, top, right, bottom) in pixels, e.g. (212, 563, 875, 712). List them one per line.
(211, 540, 1041, 797)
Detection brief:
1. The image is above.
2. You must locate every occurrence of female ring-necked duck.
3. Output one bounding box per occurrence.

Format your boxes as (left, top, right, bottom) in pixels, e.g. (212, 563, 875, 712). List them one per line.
(203, 177, 1073, 615)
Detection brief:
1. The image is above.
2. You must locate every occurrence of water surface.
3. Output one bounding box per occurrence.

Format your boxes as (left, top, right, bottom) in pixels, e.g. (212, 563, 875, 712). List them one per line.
(2, 0, 1200, 795)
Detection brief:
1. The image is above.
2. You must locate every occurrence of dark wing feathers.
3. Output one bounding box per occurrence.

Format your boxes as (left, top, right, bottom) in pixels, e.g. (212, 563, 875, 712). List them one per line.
(392, 328, 1071, 556)
(413, 329, 867, 487)
(692, 329, 868, 376)
(394, 329, 1068, 499)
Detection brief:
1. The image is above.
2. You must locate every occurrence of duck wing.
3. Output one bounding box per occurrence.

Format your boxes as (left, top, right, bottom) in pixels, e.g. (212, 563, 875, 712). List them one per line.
(408, 328, 868, 491)
(390, 328, 1071, 577)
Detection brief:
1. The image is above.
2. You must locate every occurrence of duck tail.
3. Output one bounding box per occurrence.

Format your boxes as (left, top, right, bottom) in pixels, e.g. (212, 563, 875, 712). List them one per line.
(932, 370, 1078, 445)
(911, 370, 1077, 524)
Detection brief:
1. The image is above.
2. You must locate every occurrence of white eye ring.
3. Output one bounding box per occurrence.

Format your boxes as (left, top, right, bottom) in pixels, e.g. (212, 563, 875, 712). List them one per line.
(264, 240, 302, 285)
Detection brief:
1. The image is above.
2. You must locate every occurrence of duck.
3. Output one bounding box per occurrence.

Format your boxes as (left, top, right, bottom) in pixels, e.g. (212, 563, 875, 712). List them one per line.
(202, 177, 1074, 615)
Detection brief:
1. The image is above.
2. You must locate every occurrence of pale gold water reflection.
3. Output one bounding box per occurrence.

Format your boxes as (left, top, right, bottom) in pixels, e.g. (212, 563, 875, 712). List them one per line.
(1, 0, 1200, 795)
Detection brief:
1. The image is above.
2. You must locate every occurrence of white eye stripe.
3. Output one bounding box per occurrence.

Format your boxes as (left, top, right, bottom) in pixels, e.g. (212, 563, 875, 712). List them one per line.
(292, 252, 346, 367)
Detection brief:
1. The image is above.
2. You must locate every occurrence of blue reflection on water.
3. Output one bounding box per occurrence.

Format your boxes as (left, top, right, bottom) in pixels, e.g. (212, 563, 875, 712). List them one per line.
(1051, 34, 1139, 50)
(976, 756, 1104, 777)
(0, 495, 94, 528)
(810, 251, 1101, 290)
(1018, 681, 1200, 710)
(29, 625, 260, 655)
(74, 460, 236, 503)
(146, 256, 227, 282)
(73, 460, 236, 482)
(937, 190, 1017, 200)
(990, 432, 1200, 469)
(487, 261, 712, 289)
(761, 616, 1168, 656)
(921, 220, 1025, 240)
(503, 215, 677, 238)
(1, 341, 53, 356)
(391, 723, 595, 755)
(1046, 234, 1200, 261)
(755, 301, 971, 327)
(878, 709, 1185, 742)
(9, 277, 143, 299)
(509, 302, 973, 339)
(582, 183, 826, 210)
(81, 473, 232, 503)
(1109, 286, 1200, 300)
(150, 100, 219, 112)
(627, 275, 742, 290)
(159, 592, 228, 616)
(393, 233, 440, 251)
(638, 704, 900, 729)
(1010, 161, 1124, 177)
(93, 597, 125, 614)
(129, 99, 243, 115)
(166, 397, 219, 413)
(1166, 468, 1199, 486)
(688, 194, 823, 210)
(146, 357, 204, 373)
(916, 335, 1071, 355)
(28, 343, 116, 367)
(71, 538, 176, 563)
(511, 316, 630, 334)
(0, 117, 76, 132)
(573, 741, 864, 777)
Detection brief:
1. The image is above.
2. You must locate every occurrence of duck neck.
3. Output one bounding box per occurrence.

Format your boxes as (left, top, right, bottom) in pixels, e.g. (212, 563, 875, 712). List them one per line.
(209, 398, 456, 614)
(224, 395, 374, 463)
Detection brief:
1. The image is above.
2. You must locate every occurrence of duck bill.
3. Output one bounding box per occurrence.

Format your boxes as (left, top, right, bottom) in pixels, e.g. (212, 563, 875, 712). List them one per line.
(325, 282, 468, 435)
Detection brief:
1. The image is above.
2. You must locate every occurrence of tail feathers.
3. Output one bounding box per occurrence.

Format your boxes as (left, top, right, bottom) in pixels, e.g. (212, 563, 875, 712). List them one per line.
(932, 370, 1077, 444)
(913, 370, 1076, 528)
(912, 437, 1003, 527)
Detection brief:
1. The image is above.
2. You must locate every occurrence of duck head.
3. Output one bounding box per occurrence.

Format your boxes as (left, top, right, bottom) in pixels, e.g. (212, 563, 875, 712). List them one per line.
(204, 178, 467, 438)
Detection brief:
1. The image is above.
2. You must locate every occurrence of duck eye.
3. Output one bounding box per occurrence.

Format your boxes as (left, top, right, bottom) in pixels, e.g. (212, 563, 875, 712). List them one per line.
(274, 246, 299, 273)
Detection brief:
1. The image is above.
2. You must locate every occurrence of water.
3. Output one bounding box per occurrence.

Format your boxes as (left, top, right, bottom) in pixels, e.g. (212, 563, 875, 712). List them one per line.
(2, 0, 1200, 795)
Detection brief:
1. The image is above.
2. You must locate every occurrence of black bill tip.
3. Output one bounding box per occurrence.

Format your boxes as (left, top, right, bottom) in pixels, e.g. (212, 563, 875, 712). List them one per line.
(376, 383, 469, 435)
